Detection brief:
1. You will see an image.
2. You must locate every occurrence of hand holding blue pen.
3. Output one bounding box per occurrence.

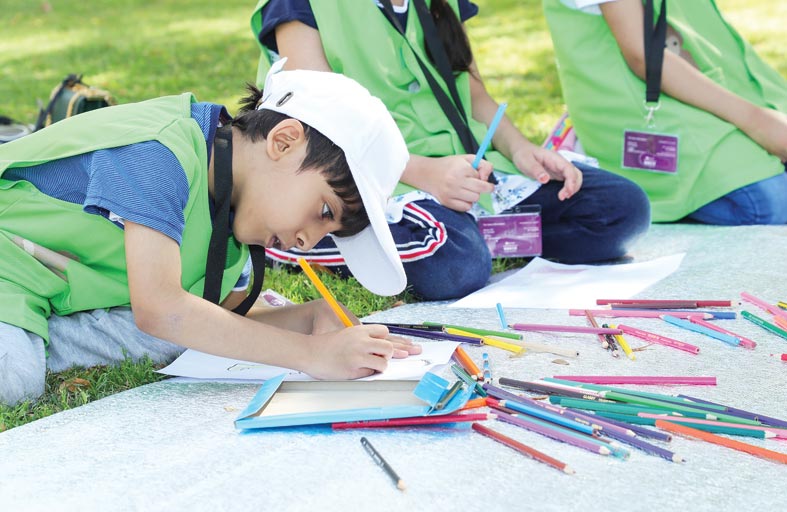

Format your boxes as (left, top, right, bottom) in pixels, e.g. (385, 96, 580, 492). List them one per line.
(473, 102, 507, 185)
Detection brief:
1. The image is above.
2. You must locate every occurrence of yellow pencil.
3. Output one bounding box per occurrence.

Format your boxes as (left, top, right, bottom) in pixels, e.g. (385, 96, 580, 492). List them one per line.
(297, 257, 353, 327)
(609, 323, 635, 360)
(445, 327, 523, 354)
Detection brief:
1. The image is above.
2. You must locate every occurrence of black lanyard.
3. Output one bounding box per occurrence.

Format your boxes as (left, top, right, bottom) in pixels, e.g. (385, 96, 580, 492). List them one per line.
(378, 0, 478, 155)
(644, 0, 668, 105)
(204, 125, 265, 316)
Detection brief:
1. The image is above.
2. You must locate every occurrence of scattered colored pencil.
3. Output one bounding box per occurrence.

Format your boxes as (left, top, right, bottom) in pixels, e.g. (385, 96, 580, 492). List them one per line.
(774, 315, 787, 331)
(386, 325, 483, 344)
(660, 315, 741, 346)
(638, 414, 787, 438)
(297, 257, 353, 327)
(583, 309, 610, 351)
(494, 410, 611, 456)
(495, 303, 507, 330)
(676, 394, 787, 429)
(552, 375, 716, 386)
(616, 324, 700, 354)
(655, 421, 787, 465)
(471, 422, 575, 474)
(334, 413, 494, 429)
(451, 364, 487, 396)
(497, 377, 611, 402)
(570, 309, 713, 319)
(423, 322, 522, 340)
(453, 346, 482, 380)
(360, 437, 407, 491)
(371, 322, 444, 332)
(509, 323, 622, 335)
(778, 301, 787, 310)
(687, 316, 757, 349)
(741, 291, 787, 320)
(741, 310, 787, 341)
(596, 299, 731, 307)
(610, 301, 701, 309)
(446, 327, 524, 354)
(607, 323, 635, 360)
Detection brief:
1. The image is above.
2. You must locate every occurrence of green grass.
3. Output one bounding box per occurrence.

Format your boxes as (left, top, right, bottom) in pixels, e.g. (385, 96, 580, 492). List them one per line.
(1, 0, 783, 431)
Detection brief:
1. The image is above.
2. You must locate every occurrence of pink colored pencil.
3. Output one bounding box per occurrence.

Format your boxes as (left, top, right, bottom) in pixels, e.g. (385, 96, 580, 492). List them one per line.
(597, 299, 732, 307)
(553, 375, 716, 386)
(687, 315, 757, 349)
(775, 316, 787, 331)
(616, 324, 700, 354)
(741, 292, 787, 321)
(332, 413, 495, 429)
(639, 414, 787, 439)
(569, 309, 713, 320)
(509, 323, 622, 335)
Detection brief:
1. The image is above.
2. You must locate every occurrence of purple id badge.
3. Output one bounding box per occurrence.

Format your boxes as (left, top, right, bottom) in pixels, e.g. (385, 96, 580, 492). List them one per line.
(476, 205, 542, 258)
(622, 130, 679, 173)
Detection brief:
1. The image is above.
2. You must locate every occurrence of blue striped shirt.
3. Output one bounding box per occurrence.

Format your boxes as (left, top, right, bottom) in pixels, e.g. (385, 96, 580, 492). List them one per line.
(5, 102, 251, 291)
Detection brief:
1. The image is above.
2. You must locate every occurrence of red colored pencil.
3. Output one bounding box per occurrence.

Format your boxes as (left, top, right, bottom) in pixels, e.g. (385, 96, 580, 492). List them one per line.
(332, 413, 494, 429)
(471, 423, 575, 474)
(596, 299, 732, 307)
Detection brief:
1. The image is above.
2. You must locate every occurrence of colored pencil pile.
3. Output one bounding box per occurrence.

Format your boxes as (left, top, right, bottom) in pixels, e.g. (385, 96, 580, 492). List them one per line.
(496, 376, 787, 466)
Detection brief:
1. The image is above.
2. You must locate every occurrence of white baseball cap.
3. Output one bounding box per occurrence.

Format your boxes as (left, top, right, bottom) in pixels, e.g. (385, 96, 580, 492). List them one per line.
(257, 59, 408, 296)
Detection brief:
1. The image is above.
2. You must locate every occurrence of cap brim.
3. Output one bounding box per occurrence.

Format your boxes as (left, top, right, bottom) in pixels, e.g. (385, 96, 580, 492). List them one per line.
(332, 175, 406, 296)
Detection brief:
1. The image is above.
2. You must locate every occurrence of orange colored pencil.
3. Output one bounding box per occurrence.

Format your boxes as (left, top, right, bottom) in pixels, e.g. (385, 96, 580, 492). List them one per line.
(656, 420, 787, 465)
(472, 423, 575, 474)
(584, 309, 609, 350)
(459, 397, 488, 412)
(453, 346, 482, 379)
(774, 315, 787, 331)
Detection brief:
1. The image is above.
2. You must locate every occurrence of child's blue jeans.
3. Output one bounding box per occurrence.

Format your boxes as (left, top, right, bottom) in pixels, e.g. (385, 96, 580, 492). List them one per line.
(686, 170, 787, 225)
(268, 164, 651, 301)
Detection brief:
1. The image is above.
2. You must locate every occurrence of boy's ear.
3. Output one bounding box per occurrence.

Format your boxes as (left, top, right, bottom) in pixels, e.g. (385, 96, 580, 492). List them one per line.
(266, 119, 306, 161)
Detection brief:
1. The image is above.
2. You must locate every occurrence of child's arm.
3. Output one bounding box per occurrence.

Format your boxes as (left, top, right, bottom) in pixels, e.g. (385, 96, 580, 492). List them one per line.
(124, 221, 397, 379)
(600, 0, 787, 161)
(466, 60, 582, 200)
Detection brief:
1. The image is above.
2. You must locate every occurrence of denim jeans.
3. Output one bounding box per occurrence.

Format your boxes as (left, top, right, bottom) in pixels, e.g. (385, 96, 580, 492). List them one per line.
(269, 164, 651, 301)
(686, 170, 787, 225)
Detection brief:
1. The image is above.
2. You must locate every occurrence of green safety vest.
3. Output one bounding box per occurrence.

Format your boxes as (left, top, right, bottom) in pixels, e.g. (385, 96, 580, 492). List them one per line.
(251, 0, 522, 211)
(0, 93, 248, 340)
(543, 0, 787, 221)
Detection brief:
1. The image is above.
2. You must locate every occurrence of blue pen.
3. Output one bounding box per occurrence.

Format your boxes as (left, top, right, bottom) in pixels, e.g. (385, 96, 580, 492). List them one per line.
(660, 315, 741, 346)
(495, 302, 507, 330)
(473, 102, 507, 184)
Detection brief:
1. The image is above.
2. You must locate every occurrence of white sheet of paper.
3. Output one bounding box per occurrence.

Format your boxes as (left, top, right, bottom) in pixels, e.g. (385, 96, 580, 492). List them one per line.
(450, 253, 685, 309)
(158, 341, 459, 382)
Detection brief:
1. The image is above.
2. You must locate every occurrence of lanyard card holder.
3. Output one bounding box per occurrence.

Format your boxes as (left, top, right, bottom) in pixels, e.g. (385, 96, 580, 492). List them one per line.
(476, 204, 542, 258)
(622, 0, 679, 175)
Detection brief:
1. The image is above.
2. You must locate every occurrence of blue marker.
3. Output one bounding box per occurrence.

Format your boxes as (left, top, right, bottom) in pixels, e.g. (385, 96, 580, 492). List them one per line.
(473, 102, 508, 184)
(495, 302, 507, 330)
(661, 315, 741, 346)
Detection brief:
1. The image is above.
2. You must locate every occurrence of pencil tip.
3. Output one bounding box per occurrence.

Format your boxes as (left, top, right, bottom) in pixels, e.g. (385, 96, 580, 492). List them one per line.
(564, 466, 576, 475)
(673, 454, 686, 463)
(397, 480, 407, 491)
(599, 447, 611, 455)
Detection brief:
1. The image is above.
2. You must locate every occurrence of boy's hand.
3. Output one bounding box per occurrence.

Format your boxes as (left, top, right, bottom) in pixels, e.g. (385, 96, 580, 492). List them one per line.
(305, 324, 395, 380)
(512, 146, 583, 200)
(310, 298, 360, 334)
(405, 155, 495, 212)
(386, 334, 423, 359)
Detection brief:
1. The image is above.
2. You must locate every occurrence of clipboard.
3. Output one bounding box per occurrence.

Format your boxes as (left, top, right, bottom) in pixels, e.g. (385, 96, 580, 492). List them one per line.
(235, 372, 473, 430)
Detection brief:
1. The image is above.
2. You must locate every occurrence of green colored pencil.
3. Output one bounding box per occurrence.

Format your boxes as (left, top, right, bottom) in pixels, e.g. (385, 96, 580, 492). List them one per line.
(741, 310, 787, 341)
(423, 322, 523, 340)
(544, 378, 728, 411)
(601, 391, 761, 426)
(553, 397, 712, 420)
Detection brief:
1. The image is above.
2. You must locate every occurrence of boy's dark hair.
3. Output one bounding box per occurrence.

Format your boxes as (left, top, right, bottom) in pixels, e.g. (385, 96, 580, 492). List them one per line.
(430, 0, 474, 74)
(234, 84, 367, 238)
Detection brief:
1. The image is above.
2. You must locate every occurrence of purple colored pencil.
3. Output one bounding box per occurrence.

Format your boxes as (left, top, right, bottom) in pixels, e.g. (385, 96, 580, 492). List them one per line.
(602, 428, 684, 463)
(485, 382, 634, 438)
(494, 410, 611, 456)
(509, 323, 622, 335)
(566, 409, 672, 442)
(385, 326, 483, 345)
(677, 394, 787, 429)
